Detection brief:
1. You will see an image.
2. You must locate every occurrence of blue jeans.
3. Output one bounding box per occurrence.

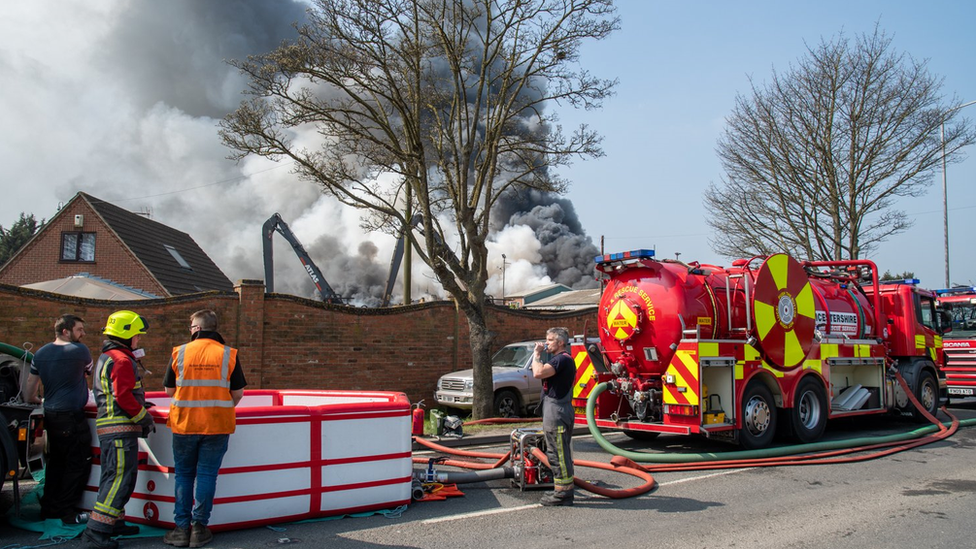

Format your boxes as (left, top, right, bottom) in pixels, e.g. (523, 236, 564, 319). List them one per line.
(172, 434, 229, 529)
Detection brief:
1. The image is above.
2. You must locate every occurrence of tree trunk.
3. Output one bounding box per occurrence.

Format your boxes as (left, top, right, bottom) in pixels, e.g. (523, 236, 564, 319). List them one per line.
(466, 310, 495, 420)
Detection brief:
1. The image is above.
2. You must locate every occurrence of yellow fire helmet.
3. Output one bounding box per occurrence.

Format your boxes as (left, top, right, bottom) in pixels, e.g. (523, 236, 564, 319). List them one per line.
(103, 310, 149, 339)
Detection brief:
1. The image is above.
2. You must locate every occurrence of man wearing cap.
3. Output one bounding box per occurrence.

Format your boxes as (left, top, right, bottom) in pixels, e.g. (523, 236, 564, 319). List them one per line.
(82, 311, 154, 549)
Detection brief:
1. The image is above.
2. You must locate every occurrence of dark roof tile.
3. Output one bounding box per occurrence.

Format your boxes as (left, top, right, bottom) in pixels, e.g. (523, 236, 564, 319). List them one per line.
(82, 193, 233, 295)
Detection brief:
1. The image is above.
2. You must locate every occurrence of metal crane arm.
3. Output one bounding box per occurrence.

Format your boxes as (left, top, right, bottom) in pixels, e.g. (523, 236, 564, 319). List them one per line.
(262, 213, 342, 304)
(382, 215, 448, 307)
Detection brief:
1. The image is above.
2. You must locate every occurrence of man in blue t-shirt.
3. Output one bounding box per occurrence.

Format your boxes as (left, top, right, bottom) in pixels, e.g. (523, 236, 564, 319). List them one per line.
(26, 314, 94, 525)
(531, 327, 576, 506)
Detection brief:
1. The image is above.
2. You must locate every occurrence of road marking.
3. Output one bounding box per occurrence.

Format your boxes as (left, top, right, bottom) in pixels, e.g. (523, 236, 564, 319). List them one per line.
(421, 504, 538, 524)
(657, 468, 751, 486)
(420, 468, 750, 524)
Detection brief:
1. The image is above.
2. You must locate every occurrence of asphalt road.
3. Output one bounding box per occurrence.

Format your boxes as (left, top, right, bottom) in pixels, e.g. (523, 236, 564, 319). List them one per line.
(4, 403, 976, 549)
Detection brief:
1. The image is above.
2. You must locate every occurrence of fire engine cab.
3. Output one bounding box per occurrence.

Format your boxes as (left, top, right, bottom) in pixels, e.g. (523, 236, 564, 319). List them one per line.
(936, 286, 976, 399)
(571, 250, 949, 449)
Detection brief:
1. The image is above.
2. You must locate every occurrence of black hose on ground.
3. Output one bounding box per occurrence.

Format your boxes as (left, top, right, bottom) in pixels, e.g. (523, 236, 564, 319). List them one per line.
(415, 467, 515, 485)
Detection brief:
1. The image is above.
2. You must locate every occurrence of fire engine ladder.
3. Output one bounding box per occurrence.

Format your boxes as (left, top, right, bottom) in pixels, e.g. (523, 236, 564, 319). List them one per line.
(724, 273, 753, 337)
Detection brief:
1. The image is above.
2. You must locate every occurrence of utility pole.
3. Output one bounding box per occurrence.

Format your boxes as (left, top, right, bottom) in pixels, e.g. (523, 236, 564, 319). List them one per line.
(941, 99, 976, 288)
(404, 185, 412, 304)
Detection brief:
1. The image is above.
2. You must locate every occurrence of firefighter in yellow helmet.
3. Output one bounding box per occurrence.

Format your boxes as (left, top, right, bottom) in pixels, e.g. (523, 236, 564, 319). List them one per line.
(83, 311, 153, 549)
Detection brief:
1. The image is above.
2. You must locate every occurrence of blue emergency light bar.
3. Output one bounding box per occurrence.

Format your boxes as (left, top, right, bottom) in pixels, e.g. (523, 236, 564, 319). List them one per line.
(595, 249, 655, 264)
(936, 286, 976, 295)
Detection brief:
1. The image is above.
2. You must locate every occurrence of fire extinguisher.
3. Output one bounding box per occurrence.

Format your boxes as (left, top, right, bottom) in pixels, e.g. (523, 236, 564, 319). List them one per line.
(411, 400, 426, 436)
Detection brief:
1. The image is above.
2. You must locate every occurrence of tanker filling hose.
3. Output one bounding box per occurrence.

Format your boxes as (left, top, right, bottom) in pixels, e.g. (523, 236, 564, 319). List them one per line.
(584, 381, 971, 467)
(0, 342, 33, 363)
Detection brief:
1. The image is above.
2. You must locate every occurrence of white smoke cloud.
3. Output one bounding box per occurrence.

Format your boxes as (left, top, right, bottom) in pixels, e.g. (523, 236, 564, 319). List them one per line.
(486, 224, 553, 299)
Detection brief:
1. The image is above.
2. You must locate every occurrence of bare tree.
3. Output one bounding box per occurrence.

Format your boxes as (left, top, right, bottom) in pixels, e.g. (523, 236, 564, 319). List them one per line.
(705, 25, 974, 261)
(220, 0, 618, 418)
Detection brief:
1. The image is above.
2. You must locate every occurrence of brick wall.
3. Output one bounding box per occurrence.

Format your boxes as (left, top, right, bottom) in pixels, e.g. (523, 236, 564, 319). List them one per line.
(0, 282, 596, 404)
(0, 199, 168, 296)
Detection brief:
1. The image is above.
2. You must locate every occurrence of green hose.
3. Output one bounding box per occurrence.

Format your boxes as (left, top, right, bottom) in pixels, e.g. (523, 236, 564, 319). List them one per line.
(0, 342, 33, 363)
(585, 382, 975, 463)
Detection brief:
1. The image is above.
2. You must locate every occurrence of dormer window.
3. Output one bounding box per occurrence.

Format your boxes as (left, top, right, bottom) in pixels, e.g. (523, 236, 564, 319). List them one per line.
(61, 232, 96, 262)
(165, 244, 192, 270)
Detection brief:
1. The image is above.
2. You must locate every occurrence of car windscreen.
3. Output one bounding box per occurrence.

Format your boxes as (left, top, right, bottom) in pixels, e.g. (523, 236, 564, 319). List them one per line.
(492, 344, 551, 368)
(492, 345, 533, 367)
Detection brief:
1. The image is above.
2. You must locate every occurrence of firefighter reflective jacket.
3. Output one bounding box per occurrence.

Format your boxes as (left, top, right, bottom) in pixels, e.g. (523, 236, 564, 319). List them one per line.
(168, 338, 238, 435)
(93, 341, 149, 438)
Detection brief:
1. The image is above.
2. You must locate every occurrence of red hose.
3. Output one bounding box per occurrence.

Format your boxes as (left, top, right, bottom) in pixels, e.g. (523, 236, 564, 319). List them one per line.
(414, 436, 512, 468)
(415, 372, 948, 495)
(626, 370, 957, 473)
(413, 435, 656, 498)
(632, 412, 959, 473)
(527, 447, 656, 498)
(463, 417, 542, 425)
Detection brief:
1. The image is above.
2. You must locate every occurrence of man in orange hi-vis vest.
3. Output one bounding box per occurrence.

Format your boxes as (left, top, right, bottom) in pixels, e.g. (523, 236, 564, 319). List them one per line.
(162, 310, 247, 549)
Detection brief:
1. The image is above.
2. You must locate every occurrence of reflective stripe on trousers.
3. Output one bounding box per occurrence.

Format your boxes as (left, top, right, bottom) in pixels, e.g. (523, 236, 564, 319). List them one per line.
(89, 437, 139, 533)
(542, 394, 575, 487)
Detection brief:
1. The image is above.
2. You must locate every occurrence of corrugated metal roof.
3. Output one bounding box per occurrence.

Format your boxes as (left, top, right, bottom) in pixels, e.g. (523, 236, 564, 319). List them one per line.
(23, 273, 160, 300)
(522, 288, 602, 310)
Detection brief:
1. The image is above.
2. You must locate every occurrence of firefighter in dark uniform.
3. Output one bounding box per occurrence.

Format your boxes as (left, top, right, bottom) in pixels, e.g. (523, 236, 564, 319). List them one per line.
(531, 326, 576, 506)
(82, 311, 154, 549)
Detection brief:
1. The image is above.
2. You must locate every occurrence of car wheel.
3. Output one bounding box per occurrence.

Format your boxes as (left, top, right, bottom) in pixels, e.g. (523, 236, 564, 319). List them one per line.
(493, 389, 521, 418)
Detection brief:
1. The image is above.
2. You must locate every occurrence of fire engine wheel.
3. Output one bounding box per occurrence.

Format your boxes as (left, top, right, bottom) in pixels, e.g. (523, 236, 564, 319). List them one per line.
(911, 369, 939, 422)
(493, 389, 522, 418)
(791, 376, 827, 443)
(740, 380, 777, 449)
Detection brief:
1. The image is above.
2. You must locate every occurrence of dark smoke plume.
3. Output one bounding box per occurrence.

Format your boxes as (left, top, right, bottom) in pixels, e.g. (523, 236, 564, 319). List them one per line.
(494, 190, 600, 290)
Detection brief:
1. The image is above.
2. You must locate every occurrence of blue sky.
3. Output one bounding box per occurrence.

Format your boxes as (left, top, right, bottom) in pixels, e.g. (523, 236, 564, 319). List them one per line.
(1, 1, 973, 300)
(556, 1, 976, 288)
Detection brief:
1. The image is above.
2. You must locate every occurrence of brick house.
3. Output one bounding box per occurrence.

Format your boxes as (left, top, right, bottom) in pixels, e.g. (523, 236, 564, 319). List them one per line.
(0, 192, 233, 297)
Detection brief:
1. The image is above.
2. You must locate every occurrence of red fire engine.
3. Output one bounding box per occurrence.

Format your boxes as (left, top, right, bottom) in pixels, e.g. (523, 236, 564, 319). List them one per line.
(571, 250, 949, 449)
(936, 286, 976, 399)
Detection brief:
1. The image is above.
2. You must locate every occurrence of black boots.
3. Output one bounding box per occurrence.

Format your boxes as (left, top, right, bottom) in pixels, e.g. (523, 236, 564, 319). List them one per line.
(113, 520, 140, 536)
(540, 489, 574, 506)
(82, 528, 119, 549)
(81, 520, 137, 549)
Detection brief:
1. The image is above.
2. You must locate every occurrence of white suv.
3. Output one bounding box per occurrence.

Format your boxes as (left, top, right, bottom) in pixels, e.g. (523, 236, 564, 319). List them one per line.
(434, 341, 551, 417)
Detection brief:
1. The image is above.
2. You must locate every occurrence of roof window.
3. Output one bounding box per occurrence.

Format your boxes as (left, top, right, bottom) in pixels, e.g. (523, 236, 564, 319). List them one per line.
(164, 244, 192, 270)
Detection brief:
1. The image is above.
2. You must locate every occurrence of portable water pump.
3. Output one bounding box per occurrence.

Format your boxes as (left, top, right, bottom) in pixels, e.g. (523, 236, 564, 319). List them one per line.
(509, 427, 553, 491)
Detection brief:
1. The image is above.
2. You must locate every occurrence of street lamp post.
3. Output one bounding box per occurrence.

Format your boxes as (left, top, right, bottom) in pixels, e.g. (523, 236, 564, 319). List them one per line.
(501, 254, 508, 305)
(941, 99, 976, 288)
